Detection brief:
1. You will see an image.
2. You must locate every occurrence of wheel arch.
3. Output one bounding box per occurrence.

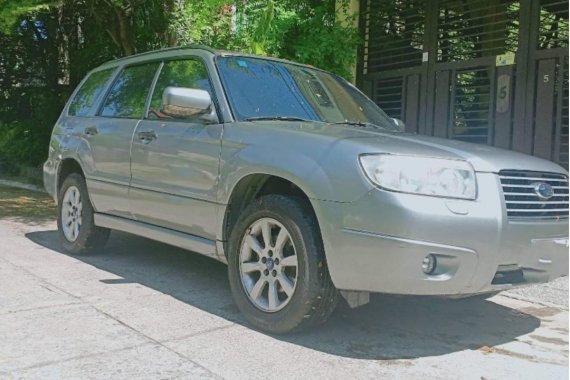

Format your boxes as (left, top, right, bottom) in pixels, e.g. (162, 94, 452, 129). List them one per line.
(221, 173, 322, 259)
(57, 158, 85, 195)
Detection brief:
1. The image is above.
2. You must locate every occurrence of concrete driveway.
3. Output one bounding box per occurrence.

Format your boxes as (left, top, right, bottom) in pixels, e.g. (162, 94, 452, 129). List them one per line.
(0, 187, 568, 379)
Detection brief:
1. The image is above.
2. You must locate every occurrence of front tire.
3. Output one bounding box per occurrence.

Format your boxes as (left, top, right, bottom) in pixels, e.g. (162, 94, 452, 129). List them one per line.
(57, 173, 110, 255)
(227, 195, 338, 333)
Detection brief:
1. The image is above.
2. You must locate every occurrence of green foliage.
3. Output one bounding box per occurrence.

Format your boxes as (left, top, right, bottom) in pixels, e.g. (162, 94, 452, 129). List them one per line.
(167, 0, 232, 47)
(225, 0, 360, 78)
(0, 122, 42, 167)
(0, 86, 65, 169)
(152, 0, 360, 78)
(278, 0, 360, 79)
(0, 0, 51, 33)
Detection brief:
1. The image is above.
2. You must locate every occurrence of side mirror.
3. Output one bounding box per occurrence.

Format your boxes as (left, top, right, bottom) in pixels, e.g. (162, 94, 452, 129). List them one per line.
(162, 86, 218, 123)
(391, 118, 405, 132)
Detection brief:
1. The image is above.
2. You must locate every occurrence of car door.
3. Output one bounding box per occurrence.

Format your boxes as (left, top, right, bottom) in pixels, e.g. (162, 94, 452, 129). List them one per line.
(129, 58, 222, 240)
(79, 62, 160, 218)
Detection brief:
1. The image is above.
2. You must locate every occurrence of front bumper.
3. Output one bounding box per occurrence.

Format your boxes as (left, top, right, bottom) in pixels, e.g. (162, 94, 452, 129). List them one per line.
(313, 172, 568, 295)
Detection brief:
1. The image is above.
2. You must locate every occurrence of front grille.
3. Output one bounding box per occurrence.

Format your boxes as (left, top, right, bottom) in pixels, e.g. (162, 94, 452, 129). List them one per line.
(499, 170, 569, 220)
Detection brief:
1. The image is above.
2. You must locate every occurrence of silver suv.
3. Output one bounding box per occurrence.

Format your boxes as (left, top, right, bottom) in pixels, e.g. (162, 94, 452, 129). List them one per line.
(44, 46, 569, 333)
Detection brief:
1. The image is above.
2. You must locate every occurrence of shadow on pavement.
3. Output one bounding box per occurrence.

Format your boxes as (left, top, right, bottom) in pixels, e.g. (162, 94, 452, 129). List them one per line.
(26, 229, 541, 360)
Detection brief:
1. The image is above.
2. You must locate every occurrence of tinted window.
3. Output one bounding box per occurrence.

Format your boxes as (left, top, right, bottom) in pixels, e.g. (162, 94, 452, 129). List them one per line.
(217, 56, 396, 130)
(68, 69, 114, 116)
(148, 59, 213, 120)
(100, 63, 159, 118)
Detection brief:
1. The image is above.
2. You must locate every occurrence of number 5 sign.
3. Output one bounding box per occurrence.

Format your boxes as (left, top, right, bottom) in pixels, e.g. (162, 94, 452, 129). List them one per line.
(496, 74, 511, 113)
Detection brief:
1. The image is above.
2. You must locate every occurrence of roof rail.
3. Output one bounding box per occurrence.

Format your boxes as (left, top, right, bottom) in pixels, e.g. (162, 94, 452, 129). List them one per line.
(106, 45, 219, 65)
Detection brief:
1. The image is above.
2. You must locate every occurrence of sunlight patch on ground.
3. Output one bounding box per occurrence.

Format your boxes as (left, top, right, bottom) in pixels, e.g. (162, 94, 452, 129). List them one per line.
(0, 186, 55, 223)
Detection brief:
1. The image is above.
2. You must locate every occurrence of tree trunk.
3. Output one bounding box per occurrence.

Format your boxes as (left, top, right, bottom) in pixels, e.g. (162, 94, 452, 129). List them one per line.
(115, 7, 135, 56)
(90, 1, 135, 57)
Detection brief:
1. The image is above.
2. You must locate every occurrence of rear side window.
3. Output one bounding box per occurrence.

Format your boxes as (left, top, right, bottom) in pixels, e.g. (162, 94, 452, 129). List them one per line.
(68, 69, 114, 116)
(100, 63, 159, 119)
(148, 59, 213, 120)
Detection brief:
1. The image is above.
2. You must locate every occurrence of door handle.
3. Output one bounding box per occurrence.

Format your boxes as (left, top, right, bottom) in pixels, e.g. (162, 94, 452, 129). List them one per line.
(138, 130, 157, 144)
(84, 126, 98, 136)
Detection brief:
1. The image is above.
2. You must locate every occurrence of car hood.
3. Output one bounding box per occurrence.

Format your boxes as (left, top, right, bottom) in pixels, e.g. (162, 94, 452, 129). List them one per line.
(354, 131, 567, 174)
(258, 121, 568, 174)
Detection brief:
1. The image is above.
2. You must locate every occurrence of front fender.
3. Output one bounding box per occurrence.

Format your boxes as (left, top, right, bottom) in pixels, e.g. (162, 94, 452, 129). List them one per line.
(218, 144, 335, 203)
(218, 124, 374, 203)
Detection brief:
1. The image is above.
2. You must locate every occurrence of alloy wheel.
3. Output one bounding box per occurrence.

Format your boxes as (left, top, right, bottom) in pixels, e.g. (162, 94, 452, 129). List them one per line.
(239, 217, 299, 312)
(61, 185, 83, 242)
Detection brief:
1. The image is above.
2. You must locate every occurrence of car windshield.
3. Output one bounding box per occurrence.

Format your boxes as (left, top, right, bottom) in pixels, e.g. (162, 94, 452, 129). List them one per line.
(216, 56, 398, 131)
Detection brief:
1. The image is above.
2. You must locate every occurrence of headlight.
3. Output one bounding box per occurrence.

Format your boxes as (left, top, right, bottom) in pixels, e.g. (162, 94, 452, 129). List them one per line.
(359, 154, 477, 200)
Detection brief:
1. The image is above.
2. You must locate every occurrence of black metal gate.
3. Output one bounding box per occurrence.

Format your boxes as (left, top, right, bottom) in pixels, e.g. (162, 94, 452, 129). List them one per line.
(357, 0, 569, 168)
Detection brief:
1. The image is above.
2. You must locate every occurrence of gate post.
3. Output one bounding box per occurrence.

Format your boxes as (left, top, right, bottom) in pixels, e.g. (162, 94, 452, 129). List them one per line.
(512, 0, 539, 154)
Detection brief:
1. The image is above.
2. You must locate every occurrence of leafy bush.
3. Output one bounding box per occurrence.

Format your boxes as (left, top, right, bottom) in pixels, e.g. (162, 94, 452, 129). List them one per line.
(165, 1, 360, 79)
(0, 86, 67, 175)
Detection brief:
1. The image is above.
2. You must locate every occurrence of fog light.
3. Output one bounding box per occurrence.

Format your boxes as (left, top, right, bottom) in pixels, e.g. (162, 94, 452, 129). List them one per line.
(422, 254, 436, 274)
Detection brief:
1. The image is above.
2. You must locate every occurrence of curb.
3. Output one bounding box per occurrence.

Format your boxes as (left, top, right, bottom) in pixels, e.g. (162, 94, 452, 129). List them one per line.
(0, 179, 46, 193)
(498, 292, 569, 311)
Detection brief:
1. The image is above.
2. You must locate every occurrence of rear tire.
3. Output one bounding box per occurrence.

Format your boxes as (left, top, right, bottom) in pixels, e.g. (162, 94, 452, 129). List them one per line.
(227, 194, 338, 333)
(57, 173, 110, 255)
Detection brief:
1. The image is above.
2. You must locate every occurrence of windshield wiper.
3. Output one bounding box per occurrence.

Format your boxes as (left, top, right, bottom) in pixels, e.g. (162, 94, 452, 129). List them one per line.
(244, 116, 310, 122)
(331, 121, 390, 130)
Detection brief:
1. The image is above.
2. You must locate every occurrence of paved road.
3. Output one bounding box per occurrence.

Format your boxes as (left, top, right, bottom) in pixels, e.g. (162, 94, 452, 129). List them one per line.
(0, 212, 568, 379)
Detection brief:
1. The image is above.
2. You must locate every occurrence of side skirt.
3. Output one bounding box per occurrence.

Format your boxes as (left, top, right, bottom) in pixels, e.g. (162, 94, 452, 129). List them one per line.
(94, 213, 223, 263)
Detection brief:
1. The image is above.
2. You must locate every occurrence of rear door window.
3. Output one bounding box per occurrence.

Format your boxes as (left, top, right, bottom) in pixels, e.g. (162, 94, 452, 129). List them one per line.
(68, 69, 114, 116)
(100, 63, 160, 119)
(148, 59, 213, 120)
